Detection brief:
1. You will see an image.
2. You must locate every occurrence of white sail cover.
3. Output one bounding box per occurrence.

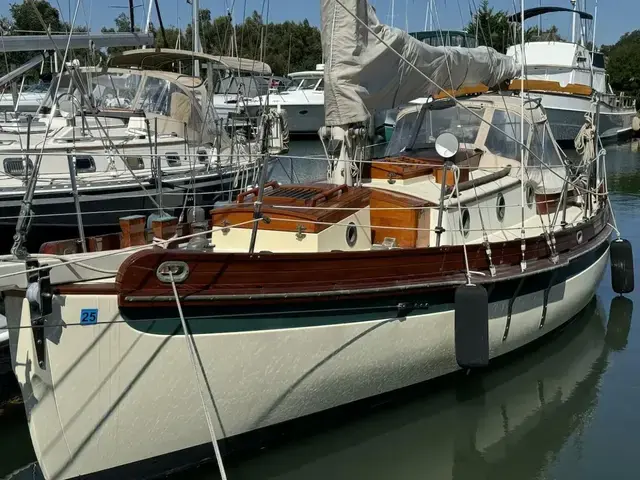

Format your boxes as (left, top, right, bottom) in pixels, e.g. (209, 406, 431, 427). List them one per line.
(321, 0, 521, 125)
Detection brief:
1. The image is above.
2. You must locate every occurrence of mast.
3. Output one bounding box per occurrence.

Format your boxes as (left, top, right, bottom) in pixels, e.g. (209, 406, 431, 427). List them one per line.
(424, 0, 434, 31)
(570, 0, 577, 43)
(192, 0, 201, 72)
(391, 0, 395, 27)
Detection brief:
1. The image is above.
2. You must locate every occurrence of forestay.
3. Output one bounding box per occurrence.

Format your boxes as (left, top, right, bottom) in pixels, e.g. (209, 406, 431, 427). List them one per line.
(321, 0, 520, 125)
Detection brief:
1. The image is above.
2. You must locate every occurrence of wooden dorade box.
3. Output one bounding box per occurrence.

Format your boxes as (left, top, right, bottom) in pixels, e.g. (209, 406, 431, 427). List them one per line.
(370, 188, 435, 248)
(370, 150, 482, 186)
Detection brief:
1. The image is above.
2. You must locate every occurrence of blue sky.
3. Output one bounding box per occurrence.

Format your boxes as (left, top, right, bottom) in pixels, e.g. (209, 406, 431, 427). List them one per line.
(1, 0, 637, 46)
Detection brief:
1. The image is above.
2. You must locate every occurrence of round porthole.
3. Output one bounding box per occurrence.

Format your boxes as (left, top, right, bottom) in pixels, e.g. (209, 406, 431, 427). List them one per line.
(496, 193, 506, 222)
(346, 222, 358, 247)
(576, 231, 584, 244)
(526, 185, 535, 210)
(461, 208, 471, 238)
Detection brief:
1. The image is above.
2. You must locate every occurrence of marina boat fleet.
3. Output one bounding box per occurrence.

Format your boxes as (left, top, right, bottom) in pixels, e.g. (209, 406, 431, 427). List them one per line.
(0, 50, 287, 231)
(0, 0, 634, 478)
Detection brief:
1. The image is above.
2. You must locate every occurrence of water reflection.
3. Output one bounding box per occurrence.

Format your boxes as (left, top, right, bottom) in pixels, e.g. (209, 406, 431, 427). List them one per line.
(207, 296, 628, 480)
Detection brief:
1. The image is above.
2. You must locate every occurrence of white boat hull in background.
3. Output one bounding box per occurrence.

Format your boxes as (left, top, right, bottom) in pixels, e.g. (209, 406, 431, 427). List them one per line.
(0, 92, 47, 113)
(4, 245, 609, 479)
(532, 92, 636, 144)
(278, 103, 325, 134)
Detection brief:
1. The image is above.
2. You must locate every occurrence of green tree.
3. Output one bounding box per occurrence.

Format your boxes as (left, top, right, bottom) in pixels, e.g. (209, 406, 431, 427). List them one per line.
(0, 1, 90, 79)
(466, 0, 564, 53)
(466, 0, 511, 53)
(601, 30, 640, 108)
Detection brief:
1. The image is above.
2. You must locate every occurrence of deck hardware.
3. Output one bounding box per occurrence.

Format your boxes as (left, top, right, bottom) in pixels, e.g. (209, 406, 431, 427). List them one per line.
(262, 215, 271, 224)
(483, 239, 496, 277)
(387, 172, 396, 184)
(539, 270, 558, 329)
(576, 230, 584, 244)
(221, 220, 230, 234)
(397, 302, 414, 317)
(382, 237, 397, 248)
(503, 277, 525, 342)
(157, 261, 190, 283)
(296, 224, 307, 240)
(435, 161, 451, 247)
(25, 260, 52, 369)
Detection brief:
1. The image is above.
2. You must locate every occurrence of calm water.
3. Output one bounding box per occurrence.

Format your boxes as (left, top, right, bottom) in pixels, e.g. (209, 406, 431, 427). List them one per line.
(2, 140, 640, 480)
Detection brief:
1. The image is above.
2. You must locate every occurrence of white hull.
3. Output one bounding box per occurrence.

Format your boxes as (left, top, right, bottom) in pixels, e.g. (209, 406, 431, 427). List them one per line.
(5, 243, 609, 478)
(530, 92, 636, 143)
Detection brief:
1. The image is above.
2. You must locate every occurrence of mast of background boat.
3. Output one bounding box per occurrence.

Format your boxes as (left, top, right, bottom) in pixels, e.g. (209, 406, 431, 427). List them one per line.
(391, 0, 395, 27)
(520, 0, 526, 272)
(590, 0, 598, 90)
(193, 0, 201, 72)
(144, 0, 153, 40)
(570, 0, 577, 43)
(424, 0, 434, 31)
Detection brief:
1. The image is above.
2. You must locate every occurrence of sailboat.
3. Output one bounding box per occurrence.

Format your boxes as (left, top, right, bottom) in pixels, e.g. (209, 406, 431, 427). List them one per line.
(0, 61, 270, 230)
(0, 1, 633, 478)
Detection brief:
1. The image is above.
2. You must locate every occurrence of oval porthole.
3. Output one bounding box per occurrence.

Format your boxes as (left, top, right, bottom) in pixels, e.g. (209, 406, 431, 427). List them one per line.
(576, 231, 584, 244)
(346, 222, 358, 247)
(461, 208, 471, 238)
(496, 193, 506, 222)
(526, 185, 535, 210)
(299, 110, 309, 116)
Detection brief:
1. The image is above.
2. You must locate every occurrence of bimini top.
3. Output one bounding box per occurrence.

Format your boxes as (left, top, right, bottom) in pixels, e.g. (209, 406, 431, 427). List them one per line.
(508, 7, 593, 23)
(108, 48, 272, 75)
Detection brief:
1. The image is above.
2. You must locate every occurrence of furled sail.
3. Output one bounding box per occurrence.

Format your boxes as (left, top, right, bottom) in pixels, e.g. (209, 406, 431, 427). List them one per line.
(321, 0, 520, 126)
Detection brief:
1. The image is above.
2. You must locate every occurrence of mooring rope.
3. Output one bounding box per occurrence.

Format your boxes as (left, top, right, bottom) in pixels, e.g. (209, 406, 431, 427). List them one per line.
(169, 271, 228, 480)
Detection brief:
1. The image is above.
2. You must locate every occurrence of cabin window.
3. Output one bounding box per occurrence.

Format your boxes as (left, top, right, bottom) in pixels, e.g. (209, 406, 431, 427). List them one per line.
(346, 222, 358, 247)
(165, 152, 181, 167)
(526, 184, 535, 209)
(485, 110, 530, 162)
(315, 79, 324, 91)
(91, 72, 140, 109)
(287, 78, 318, 91)
(385, 104, 484, 156)
(461, 208, 471, 237)
(529, 122, 563, 167)
(496, 193, 506, 222)
(124, 156, 145, 170)
(3, 157, 33, 176)
(70, 155, 96, 173)
(592, 52, 605, 69)
(137, 77, 172, 116)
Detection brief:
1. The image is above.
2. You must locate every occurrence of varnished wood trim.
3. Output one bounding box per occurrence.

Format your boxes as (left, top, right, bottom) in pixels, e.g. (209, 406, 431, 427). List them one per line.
(509, 79, 593, 96)
(115, 206, 609, 307)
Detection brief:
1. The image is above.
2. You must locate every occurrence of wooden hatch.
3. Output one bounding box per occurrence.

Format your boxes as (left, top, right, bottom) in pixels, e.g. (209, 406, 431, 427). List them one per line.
(211, 182, 371, 234)
(371, 150, 482, 185)
(370, 188, 435, 248)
